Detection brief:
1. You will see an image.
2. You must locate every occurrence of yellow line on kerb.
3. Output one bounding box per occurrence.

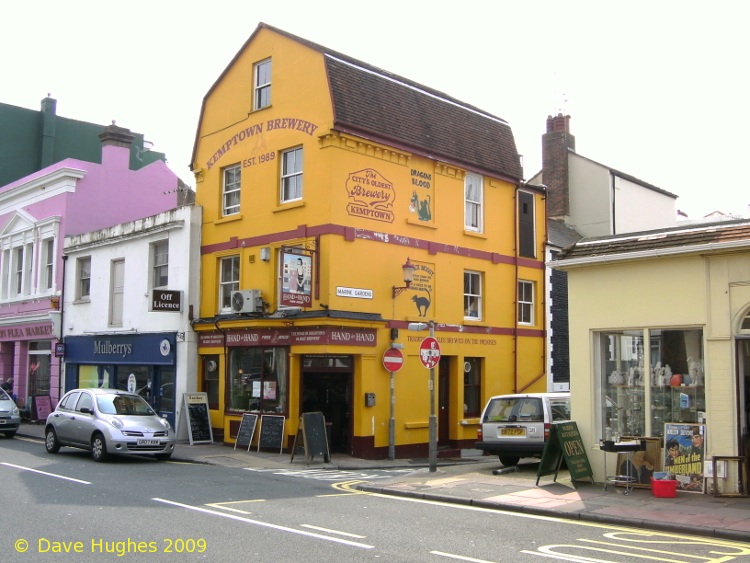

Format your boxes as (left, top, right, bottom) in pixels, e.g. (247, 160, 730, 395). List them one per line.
(319, 480, 372, 496)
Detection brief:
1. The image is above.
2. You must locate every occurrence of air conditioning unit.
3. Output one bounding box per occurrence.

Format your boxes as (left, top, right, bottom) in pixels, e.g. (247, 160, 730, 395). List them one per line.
(231, 290, 263, 313)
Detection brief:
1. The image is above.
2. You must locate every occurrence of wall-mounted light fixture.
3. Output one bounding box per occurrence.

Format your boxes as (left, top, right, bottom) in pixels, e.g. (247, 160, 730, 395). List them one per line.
(260, 247, 271, 262)
(392, 257, 415, 298)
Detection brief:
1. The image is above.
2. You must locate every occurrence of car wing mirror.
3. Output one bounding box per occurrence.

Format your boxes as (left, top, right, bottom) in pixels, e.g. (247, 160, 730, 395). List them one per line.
(79, 407, 93, 414)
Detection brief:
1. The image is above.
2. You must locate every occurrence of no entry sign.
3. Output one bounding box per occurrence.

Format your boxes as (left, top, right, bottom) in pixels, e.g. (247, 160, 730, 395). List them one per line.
(382, 348, 404, 372)
(418, 337, 441, 369)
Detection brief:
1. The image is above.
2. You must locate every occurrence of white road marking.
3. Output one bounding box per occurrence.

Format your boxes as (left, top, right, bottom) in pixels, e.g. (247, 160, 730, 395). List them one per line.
(205, 499, 266, 514)
(153, 497, 374, 549)
(300, 524, 366, 538)
(431, 551, 497, 562)
(1, 462, 91, 484)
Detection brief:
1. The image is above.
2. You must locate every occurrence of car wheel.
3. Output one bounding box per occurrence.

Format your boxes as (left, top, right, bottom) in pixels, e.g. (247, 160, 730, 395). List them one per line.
(4, 431, 16, 438)
(499, 455, 519, 467)
(45, 427, 61, 453)
(155, 453, 172, 461)
(91, 433, 108, 462)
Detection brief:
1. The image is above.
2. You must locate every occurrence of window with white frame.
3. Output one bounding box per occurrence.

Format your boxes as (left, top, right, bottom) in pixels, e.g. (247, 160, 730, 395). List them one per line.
(0, 218, 59, 301)
(219, 256, 240, 311)
(152, 240, 169, 289)
(42, 239, 54, 292)
(464, 173, 483, 232)
(253, 59, 271, 110)
(110, 259, 124, 327)
(222, 164, 241, 216)
(77, 257, 91, 300)
(0, 249, 8, 299)
(517, 280, 534, 325)
(28, 341, 51, 397)
(13, 247, 24, 295)
(464, 271, 482, 320)
(281, 147, 303, 203)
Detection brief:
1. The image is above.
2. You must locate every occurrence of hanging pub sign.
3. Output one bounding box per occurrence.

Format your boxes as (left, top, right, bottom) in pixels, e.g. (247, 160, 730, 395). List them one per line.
(281, 250, 312, 308)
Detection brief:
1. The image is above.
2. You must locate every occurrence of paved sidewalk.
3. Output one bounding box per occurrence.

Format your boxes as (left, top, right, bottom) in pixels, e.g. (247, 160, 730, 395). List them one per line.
(14, 422, 750, 543)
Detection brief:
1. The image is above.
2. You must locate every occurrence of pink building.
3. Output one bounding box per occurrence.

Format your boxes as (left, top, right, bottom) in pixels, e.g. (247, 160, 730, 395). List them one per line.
(0, 122, 191, 415)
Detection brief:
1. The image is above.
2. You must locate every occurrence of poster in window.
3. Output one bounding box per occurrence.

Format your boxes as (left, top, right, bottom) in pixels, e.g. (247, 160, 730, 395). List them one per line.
(281, 251, 312, 308)
(664, 423, 706, 493)
(252, 380, 261, 398)
(263, 381, 276, 400)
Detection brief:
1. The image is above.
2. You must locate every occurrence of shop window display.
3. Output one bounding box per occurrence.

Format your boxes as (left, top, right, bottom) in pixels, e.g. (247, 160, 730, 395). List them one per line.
(599, 329, 704, 440)
(228, 347, 287, 414)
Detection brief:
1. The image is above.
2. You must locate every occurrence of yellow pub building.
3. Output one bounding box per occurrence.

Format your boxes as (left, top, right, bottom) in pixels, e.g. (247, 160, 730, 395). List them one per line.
(190, 23, 547, 458)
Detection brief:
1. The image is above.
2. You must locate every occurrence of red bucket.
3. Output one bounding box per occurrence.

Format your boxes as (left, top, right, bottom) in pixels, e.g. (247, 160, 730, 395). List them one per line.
(651, 477, 677, 498)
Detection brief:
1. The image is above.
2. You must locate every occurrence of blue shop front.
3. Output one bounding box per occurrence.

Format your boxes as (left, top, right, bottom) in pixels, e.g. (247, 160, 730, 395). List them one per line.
(63, 333, 177, 428)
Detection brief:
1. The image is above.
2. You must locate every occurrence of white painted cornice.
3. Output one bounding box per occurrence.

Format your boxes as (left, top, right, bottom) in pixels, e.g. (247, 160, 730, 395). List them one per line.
(0, 167, 86, 214)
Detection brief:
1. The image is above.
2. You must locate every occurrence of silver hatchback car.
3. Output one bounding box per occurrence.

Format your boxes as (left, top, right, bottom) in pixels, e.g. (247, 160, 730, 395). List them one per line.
(0, 388, 21, 438)
(45, 388, 175, 462)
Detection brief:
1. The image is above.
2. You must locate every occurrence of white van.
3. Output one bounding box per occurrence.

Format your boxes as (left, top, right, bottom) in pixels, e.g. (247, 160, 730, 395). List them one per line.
(475, 392, 571, 466)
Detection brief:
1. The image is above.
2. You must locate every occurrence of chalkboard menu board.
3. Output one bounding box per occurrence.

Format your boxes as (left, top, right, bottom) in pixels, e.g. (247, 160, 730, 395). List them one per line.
(183, 393, 213, 445)
(291, 412, 330, 463)
(234, 413, 258, 451)
(258, 415, 285, 453)
(536, 421, 593, 487)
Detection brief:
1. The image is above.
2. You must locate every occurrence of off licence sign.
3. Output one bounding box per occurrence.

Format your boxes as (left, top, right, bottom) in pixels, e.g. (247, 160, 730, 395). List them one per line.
(418, 337, 441, 369)
(382, 348, 404, 372)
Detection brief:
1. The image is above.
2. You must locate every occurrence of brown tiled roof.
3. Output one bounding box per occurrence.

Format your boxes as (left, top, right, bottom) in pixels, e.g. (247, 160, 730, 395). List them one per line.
(555, 219, 750, 262)
(258, 24, 523, 180)
(324, 57, 522, 180)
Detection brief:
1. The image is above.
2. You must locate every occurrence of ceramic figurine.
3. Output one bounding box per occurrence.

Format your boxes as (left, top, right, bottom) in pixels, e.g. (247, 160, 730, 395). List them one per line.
(688, 357, 704, 386)
(609, 370, 624, 385)
(653, 362, 665, 386)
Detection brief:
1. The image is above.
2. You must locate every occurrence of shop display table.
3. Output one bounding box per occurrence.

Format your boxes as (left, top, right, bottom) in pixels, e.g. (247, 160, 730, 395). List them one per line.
(600, 439, 646, 495)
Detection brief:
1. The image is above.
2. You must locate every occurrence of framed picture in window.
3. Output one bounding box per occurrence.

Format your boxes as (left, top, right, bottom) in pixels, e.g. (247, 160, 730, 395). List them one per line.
(616, 436, 662, 489)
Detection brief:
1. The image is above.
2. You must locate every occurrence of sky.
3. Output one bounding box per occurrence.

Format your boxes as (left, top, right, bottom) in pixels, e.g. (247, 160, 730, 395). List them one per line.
(3, 1, 748, 219)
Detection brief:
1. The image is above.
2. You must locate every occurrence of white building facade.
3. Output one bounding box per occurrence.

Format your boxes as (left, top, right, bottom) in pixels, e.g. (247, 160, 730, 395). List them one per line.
(61, 205, 202, 440)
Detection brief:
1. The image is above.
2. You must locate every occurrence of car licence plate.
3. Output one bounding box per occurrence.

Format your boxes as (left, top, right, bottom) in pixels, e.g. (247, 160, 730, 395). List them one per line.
(137, 439, 160, 446)
(500, 427, 526, 436)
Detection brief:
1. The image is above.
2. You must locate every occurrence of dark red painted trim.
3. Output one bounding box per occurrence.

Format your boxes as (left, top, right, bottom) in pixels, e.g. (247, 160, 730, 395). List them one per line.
(202, 223, 544, 270)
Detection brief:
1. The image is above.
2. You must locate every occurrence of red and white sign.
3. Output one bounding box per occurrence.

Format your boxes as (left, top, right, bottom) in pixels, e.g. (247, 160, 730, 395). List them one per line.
(418, 337, 441, 369)
(382, 348, 404, 372)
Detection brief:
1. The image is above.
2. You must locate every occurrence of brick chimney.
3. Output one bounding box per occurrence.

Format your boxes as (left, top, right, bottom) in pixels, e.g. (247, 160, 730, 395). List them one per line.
(40, 96, 57, 169)
(98, 121, 134, 169)
(542, 114, 575, 220)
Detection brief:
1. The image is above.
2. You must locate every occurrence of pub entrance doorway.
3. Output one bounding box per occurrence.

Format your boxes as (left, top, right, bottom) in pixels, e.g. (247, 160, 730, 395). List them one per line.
(301, 355, 352, 454)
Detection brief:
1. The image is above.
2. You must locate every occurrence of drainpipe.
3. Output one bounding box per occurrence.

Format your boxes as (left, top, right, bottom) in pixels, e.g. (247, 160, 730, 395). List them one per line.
(514, 185, 519, 393)
(214, 319, 227, 402)
(58, 255, 67, 400)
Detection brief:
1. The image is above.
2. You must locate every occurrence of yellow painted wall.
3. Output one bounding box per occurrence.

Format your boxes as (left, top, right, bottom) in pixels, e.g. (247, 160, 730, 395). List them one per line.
(191, 26, 547, 453)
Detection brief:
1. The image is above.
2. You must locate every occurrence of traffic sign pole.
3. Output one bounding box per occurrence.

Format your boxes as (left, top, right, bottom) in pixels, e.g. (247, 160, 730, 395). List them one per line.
(383, 346, 405, 461)
(416, 325, 441, 472)
(428, 324, 437, 472)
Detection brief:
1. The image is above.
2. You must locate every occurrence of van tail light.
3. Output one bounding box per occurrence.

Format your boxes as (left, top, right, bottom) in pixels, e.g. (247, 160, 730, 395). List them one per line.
(477, 427, 483, 441)
(544, 423, 551, 440)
